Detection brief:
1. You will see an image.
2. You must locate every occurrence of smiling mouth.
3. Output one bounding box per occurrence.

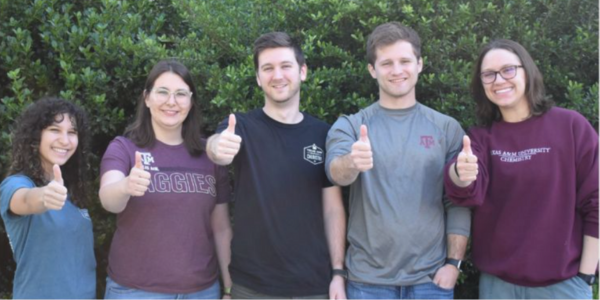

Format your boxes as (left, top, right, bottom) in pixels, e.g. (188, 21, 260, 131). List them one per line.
(162, 110, 179, 115)
(52, 147, 70, 154)
(494, 87, 513, 94)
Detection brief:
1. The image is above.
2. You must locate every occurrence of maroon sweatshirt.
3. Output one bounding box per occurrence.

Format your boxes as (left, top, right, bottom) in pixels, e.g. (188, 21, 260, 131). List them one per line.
(444, 107, 598, 287)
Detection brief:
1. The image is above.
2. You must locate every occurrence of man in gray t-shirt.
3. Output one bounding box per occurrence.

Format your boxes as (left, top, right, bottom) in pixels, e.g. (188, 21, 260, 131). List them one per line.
(325, 22, 471, 299)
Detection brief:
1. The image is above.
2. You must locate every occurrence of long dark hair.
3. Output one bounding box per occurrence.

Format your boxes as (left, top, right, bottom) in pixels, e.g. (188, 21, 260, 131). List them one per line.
(471, 39, 553, 127)
(9, 97, 90, 208)
(124, 60, 205, 156)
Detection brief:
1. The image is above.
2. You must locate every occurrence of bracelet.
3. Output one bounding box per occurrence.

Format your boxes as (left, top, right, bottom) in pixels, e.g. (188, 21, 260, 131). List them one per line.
(454, 162, 460, 178)
(223, 286, 232, 296)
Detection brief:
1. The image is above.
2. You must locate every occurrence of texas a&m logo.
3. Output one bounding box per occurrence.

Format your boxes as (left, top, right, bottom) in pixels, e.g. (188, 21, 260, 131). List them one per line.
(419, 136, 435, 149)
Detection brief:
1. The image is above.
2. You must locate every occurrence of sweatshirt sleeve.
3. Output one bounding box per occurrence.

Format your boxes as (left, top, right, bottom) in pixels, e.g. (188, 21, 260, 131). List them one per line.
(443, 128, 490, 207)
(573, 115, 599, 238)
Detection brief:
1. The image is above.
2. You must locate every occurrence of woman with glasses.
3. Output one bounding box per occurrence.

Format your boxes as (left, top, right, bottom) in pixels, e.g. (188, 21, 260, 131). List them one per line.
(99, 60, 233, 299)
(0, 97, 95, 298)
(444, 39, 598, 298)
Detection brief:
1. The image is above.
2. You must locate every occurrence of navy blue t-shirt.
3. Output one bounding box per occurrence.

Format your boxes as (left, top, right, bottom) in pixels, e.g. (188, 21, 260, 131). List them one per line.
(216, 109, 332, 297)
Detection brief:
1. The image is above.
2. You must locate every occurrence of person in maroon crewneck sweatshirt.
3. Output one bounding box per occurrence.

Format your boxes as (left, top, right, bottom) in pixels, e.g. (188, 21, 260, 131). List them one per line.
(444, 39, 598, 299)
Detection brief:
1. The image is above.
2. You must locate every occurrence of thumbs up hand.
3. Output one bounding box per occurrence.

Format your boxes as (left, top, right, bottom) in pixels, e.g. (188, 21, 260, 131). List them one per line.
(126, 151, 152, 197)
(350, 125, 373, 172)
(212, 114, 242, 163)
(455, 135, 479, 184)
(42, 164, 68, 210)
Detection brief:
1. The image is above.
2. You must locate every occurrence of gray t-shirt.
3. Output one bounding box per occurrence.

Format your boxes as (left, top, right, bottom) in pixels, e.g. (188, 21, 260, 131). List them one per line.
(325, 102, 471, 286)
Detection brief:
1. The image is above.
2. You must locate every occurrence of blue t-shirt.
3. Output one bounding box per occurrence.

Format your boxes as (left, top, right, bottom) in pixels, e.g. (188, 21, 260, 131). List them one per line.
(0, 175, 96, 299)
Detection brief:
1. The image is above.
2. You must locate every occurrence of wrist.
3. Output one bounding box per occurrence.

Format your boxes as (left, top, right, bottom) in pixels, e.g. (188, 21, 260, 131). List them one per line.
(445, 258, 463, 272)
(223, 286, 232, 296)
(332, 268, 348, 280)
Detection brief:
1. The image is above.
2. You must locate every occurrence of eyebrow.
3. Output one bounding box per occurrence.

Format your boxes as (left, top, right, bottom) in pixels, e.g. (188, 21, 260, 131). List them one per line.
(481, 64, 519, 71)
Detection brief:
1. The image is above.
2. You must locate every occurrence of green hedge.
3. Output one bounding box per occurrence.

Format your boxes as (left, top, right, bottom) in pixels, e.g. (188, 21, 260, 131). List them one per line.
(0, 0, 597, 298)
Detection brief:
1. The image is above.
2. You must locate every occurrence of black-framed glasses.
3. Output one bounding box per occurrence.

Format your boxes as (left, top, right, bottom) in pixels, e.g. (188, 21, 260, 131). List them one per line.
(152, 88, 193, 102)
(480, 65, 523, 84)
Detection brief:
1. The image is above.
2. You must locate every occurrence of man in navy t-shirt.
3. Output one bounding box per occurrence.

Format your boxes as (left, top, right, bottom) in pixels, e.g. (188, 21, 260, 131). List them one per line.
(206, 32, 347, 299)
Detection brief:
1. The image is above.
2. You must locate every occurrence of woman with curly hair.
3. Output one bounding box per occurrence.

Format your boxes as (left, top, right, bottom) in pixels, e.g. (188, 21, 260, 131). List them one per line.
(0, 97, 96, 299)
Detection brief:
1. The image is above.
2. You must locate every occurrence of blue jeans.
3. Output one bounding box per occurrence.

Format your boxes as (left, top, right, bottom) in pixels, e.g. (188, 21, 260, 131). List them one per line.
(104, 276, 221, 299)
(346, 280, 454, 299)
(479, 272, 593, 299)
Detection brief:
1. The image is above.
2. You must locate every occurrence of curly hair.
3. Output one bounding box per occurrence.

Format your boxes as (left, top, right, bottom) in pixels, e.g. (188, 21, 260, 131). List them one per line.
(9, 97, 90, 208)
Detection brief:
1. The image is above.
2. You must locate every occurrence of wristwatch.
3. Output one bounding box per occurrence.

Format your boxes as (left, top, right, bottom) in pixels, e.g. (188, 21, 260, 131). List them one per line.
(445, 258, 463, 272)
(332, 268, 348, 279)
(577, 272, 596, 285)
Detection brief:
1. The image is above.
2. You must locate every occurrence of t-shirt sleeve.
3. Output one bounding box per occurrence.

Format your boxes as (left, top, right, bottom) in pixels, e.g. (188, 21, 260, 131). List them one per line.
(215, 165, 232, 204)
(573, 114, 599, 238)
(325, 115, 360, 185)
(0, 175, 36, 222)
(100, 137, 133, 178)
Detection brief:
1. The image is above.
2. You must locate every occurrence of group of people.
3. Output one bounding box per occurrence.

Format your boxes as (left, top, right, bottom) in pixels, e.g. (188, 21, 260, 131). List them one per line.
(0, 21, 597, 300)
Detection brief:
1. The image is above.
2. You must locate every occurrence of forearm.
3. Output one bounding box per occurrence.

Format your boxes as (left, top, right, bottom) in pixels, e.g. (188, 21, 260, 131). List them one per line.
(212, 204, 233, 289)
(323, 187, 346, 269)
(446, 233, 468, 260)
(214, 226, 233, 288)
(329, 155, 360, 186)
(579, 235, 599, 274)
(14, 187, 48, 215)
(98, 179, 131, 213)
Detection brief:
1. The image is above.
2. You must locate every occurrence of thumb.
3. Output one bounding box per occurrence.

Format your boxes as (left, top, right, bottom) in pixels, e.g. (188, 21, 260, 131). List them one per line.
(462, 135, 472, 155)
(360, 124, 369, 143)
(53, 164, 63, 185)
(226, 114, 236, 134)
(135, 151, 143, 169)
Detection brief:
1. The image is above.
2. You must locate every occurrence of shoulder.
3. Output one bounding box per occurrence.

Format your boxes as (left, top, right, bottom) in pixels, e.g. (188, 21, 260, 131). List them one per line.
(418, 103, 459, 124)
(544, 107, 589, 124)
(302, 113, 331, 130)
(332, 102, 379, 130)
(417, 103, 463, 132)
(1, 174, 35, 190)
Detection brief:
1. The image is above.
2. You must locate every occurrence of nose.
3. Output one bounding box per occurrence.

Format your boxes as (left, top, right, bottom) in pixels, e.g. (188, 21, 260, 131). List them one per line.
(494, 74, 507, 84)
(166, 93, 177, 105)
(58, 132, 70, 145)
(392, 62, 403, 75)
(273, 67, 284, 79)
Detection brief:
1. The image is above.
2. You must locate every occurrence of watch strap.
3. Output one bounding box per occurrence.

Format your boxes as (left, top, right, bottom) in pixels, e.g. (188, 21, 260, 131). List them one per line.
(577, 272, 596, 285)
(445, 258, 462, 272)
(332, 268, 348, 279)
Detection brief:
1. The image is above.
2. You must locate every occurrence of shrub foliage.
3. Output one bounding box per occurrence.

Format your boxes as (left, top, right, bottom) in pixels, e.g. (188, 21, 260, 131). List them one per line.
(0, 0, 597, 298)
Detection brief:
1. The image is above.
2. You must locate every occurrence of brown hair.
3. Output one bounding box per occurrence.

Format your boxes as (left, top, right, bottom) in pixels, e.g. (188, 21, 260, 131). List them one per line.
(471, 39, 553, 127)
(366, 22, 421, 66)
(124, 60, 205, 156)
(253, 32, 305, 70)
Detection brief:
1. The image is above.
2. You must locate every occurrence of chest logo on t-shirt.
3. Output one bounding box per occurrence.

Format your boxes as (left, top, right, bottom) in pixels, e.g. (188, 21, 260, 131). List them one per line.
(491, 147, 551, 163)
(304, 144, 324, 165)
(419, 136, 435, 149)
(139, 152, 159, 171)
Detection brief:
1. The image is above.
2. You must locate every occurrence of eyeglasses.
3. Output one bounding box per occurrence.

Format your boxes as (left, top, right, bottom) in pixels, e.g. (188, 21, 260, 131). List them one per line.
(152, 88, 193, 102)
(480, 65, 523, 84)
